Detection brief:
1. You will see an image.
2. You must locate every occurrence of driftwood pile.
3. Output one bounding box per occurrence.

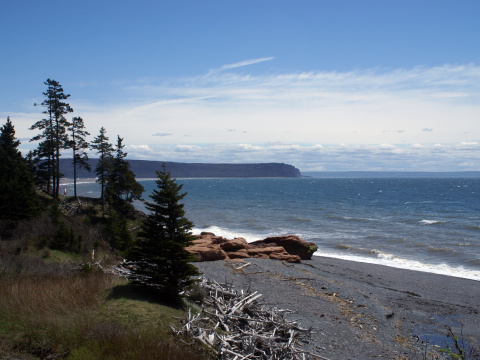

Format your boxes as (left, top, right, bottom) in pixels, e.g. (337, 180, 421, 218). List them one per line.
(172, 276, 325, 360)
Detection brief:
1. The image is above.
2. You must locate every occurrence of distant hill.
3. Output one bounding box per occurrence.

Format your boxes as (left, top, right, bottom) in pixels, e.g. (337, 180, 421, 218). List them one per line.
(59, 159, 302, 178)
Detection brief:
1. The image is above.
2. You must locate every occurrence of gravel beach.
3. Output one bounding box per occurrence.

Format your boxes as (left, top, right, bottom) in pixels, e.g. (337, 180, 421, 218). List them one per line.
(194, 257, 480, 360)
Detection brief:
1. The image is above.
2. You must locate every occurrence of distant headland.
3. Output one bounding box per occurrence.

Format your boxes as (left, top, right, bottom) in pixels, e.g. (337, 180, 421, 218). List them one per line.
(59, 159, 302, 178)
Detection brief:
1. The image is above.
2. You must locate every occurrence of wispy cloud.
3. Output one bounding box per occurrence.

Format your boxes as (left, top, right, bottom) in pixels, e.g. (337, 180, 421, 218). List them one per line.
(220, 57, 275, 70)
(9, 63, 480, 171)
(206, 57, 275, 76)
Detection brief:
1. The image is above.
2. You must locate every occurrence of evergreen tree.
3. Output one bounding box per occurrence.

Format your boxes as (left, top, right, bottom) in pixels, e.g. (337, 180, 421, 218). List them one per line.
(129, 165, 199, 300)
(105, 135, 144, 215)
(30, 79, 73, 198)
(0, 117, 39, 220)
(90, 127, 113, 207)
(67, 116, 90, 198)
(104, 205, 133, 252)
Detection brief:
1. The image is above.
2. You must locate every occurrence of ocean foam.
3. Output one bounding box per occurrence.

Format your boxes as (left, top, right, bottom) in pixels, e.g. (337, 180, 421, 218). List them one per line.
(192, 226, 267, 242)
(193, 226, 480, 281)
(420, 219, 445, 225)
(314, 251, 480, 281)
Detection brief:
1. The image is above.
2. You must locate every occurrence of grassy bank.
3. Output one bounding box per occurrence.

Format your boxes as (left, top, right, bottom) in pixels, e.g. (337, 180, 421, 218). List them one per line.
(0, 194, 212, 360)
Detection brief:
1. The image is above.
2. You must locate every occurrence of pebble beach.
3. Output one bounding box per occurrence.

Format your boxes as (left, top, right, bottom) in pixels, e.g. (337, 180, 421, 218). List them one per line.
(194, 257, 480, 359)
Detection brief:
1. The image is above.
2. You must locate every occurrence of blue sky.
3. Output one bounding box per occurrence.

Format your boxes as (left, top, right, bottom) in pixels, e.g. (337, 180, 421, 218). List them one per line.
(1, 0, 480, 171)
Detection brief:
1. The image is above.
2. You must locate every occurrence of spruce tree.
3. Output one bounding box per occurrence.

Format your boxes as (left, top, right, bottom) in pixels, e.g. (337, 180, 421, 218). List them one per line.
(67, 116, 90, 198)
(129, 165, 199, 300)
(0, 117, 39, 220)
(105, 136, 144, 215)
(90, 127, 113, 207)
(30, 79, 73, 198)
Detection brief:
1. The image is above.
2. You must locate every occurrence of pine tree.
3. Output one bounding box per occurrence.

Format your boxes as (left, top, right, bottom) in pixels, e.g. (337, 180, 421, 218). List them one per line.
(30, 79, 73, 198)
(0, 117, 39, 220)
(129, 165, 199, 300)
(90, 127, 113, 207)
(105, 135, 144, 215)
(67, 116, 90, 198)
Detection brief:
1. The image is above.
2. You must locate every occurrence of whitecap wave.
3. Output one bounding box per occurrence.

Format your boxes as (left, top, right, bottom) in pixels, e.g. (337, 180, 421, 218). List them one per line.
(420, 219, 445, 225)
(192, 226, 267, 242)
(314, 250, 480, 281)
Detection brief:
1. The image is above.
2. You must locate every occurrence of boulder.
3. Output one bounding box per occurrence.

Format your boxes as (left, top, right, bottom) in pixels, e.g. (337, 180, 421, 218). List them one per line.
(247, 246, 301, 263)
(188, 238, 228, 261)
(186, 233, 315, 263)
(250, 235, 317, 260)
(219, 238, 248, 251)
(226, 248, 250, 259)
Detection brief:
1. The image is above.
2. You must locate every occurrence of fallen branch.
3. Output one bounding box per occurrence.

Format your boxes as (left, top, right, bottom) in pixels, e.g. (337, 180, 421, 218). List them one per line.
(172, 277, 322, 359)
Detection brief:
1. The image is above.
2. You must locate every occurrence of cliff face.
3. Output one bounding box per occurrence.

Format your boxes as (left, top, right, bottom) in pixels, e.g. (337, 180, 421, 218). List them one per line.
(59, 159, 301, 178)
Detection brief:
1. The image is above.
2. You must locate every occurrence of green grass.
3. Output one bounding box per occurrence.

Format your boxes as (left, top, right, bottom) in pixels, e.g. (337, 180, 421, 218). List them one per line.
(0, 262, 212, 360)
(0, 195, 213, 360)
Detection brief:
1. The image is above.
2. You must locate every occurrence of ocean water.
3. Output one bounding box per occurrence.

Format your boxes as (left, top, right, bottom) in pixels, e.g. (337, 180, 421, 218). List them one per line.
(64, 177, 480, 281)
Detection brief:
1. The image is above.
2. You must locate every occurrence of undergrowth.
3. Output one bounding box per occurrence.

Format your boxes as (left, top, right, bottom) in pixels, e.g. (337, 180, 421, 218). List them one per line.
(0, 195, 213, 360)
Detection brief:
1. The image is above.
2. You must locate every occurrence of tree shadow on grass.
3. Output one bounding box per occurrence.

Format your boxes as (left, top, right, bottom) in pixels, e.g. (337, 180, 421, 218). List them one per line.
(106, 283, 183, 308)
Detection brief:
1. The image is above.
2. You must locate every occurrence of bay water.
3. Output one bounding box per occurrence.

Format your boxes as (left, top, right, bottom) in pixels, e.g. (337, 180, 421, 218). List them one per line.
(64, 177, 480, 281)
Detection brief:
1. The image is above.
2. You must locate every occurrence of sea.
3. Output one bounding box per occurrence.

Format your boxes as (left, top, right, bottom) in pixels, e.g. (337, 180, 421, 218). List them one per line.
(64, 176, 480, 281)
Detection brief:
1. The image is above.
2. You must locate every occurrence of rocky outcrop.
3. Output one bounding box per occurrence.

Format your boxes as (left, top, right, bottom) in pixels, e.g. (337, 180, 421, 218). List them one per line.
(250, 235, 318, 260)
(187, 233, 318, 263)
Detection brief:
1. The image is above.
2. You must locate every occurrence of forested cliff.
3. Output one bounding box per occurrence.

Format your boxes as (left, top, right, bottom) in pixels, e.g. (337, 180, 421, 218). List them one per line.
(59, 159, 301, 178)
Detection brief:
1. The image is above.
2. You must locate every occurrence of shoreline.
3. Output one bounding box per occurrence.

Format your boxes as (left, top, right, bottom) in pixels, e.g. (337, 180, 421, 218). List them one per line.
(194, 257, 480, 359)
(313, 253, 480, 282)
(60, 180, 480, 281)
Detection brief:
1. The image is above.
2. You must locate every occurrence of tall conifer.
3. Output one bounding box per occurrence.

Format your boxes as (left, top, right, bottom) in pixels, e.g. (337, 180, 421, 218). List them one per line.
(129, 165, 199, 300)
(30, 79, 73, 198)
(67, 116, 90, 198)
(0, 117, 39, 220)
(90, 127, 113, 209)
(105, 136, 144, 214)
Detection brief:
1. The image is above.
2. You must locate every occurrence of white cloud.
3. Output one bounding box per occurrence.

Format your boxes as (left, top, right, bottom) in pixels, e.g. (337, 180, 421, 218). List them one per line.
(379, 144, 396, 150)
(127, 144, 151, 151)
(120, 142, 480, 172)
(219, 57, 275, 71)
(6, 63, 480, 172)
(175, 144, 201, 152)
(206, 57, 275, 77)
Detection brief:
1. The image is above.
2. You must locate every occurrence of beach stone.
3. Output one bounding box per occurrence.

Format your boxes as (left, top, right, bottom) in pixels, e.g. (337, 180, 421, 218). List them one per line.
(219, 237, 248, 251)
(250, 235, 317, 260)
(246, 246, 300, 263)
(226, 248, 250, 259)
(187, 238, 228, 261)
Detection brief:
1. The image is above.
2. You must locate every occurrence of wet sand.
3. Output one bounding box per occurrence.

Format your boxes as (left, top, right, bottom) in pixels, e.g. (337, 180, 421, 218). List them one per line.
(194, 257, 480, 360)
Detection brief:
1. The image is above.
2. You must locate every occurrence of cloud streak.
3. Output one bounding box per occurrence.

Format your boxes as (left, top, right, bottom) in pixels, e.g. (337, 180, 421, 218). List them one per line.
(206, 56, 275, 76)
(7, 63, 480, 172)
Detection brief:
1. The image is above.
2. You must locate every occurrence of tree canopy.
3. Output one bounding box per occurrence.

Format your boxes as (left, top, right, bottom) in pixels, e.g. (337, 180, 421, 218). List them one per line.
(105, 135, 144, 215)
(30, 79, 73, 198)
(67, 116, 90, 198)
(129, 165, 199, 300)
(90, 127, 114, 204)
(0, 117, 39, 220)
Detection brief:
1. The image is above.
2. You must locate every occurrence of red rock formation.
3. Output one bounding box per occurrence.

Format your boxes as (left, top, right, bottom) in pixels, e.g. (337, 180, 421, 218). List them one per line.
(187, 233, 312, 263)
(250, 235, 318, 260)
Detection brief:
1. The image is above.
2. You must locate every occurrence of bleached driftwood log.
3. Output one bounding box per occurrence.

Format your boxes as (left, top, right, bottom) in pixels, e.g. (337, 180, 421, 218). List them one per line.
(171, 277, 326, 360)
